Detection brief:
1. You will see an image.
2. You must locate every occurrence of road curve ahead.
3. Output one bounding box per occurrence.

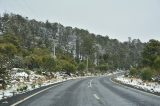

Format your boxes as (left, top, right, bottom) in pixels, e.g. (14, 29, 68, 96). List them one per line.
(15, 76, 160, 106)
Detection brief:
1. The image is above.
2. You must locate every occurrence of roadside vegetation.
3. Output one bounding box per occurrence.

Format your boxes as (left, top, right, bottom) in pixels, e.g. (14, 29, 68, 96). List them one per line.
(0, 33, 79, 89)
(129, 39, 160, 82)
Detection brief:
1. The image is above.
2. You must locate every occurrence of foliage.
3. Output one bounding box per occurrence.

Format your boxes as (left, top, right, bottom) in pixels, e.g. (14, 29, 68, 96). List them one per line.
(0, 67, 9, 89)
(140, 67, 154, 81)
(42, 56, 55, 72)
(17, 85, 28, 92)
(142, 39, 160, 68)
(153, 56, 160, 72)
(24, 55, 39, 69)
(0, 43, 17, 58)
(96, 63, 109, 72)
(2, 34, 21, 48)
(77, 62, 86, 71)
(129, 67, 138, 77)
(128, 39, 160, 81)
(61, 60, 77, 74)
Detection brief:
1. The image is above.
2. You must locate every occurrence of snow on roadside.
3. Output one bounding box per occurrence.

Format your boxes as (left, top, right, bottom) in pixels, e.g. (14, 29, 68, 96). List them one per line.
(115, 75, 160, 93)
(106, 70, 124, 76)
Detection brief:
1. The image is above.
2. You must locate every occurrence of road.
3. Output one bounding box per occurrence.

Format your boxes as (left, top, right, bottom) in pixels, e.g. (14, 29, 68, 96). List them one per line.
(13, 76, 160, 106)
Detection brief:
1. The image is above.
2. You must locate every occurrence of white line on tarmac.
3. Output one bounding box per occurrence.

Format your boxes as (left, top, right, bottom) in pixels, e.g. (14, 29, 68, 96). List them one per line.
(11, 83, 62, 106)
(88, 79, 93, 88)
(93, 94, 100, 100)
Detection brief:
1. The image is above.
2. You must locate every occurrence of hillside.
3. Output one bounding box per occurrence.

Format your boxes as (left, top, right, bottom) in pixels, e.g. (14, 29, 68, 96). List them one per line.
(0, 13, 144, 70)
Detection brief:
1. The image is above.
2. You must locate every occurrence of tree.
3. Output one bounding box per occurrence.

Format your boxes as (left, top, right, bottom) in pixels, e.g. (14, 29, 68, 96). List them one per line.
(81, 35, 96, 56)
(142, 39, 160, 67)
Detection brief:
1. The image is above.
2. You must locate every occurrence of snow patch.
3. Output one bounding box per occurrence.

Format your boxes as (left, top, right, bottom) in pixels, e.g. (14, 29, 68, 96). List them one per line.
(116, 75, 160, 93)
(14, 72, 28, 77)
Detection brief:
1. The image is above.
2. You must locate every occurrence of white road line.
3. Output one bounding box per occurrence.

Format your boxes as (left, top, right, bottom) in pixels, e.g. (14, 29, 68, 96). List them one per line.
(88, 79, 93, 88)
(110, 78, 160, 98)
(11, 83, 62, 106)
(93, 94, 100, 100)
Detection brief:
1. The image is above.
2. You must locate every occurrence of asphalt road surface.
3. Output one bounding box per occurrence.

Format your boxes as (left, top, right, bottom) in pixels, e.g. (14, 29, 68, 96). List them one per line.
(14, 76, 160, 106)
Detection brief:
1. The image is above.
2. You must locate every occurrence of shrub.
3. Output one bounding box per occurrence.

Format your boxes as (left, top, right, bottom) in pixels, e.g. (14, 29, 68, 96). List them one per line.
(141, 67, 153, 81)
(17, 85, 28, 92)
(23, 85, 28, 91)
(96, 63, 109, 72)
(154, 56, 160, 73)
(61, 60, 77, 74)
(129, 68, 138, 77)
(77, 62, 86, 71)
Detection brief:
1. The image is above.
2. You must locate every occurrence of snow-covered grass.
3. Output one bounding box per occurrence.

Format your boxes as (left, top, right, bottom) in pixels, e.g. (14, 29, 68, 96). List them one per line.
(115, 75, 160, 93)
(106, 70, 124, 76)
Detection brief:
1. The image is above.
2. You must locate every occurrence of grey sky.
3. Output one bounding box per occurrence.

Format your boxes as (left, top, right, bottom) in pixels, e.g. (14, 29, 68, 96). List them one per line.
(0, 0, 160, 42)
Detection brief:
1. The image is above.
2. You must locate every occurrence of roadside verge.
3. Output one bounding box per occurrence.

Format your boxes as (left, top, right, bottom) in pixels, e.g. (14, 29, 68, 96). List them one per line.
(111, 77, 160, 97)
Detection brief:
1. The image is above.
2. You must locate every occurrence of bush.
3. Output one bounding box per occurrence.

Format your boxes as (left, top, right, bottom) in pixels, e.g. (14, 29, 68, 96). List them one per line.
(23, 85, 28, 91)
(42, 56, 56, 72)
(17, 85, 28, 92)
(63, 61, 77, 74)
(129, 68, 138, 77)
(96, 63, 109, 72)
(77, 62, 86, 71)
(141, 67, 153, 81)
(154, 56, 160, 72)
(0, 43, 17, 58)
(31, 84, 36, 89)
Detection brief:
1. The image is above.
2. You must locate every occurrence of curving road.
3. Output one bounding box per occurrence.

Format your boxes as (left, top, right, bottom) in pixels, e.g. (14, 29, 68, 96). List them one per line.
(13, 76, 160, 106)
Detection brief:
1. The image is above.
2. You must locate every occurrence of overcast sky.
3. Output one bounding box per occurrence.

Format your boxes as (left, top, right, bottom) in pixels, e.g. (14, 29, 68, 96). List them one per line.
(0, 0, 160, 42)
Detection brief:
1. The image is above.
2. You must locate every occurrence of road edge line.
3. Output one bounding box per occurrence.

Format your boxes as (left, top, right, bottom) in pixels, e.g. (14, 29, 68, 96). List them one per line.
(88, 79, 93, 88)
(11, 83, 62, 106)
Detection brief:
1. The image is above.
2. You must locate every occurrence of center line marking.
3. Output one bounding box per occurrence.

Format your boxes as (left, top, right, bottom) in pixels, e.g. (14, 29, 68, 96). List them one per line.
(88, 79, 93, 88)
(93, 94, 100, 100)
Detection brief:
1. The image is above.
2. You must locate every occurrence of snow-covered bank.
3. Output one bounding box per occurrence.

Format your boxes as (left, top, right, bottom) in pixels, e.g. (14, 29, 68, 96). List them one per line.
(115, 75, 160, 94)
(105, 70, 124, 76)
